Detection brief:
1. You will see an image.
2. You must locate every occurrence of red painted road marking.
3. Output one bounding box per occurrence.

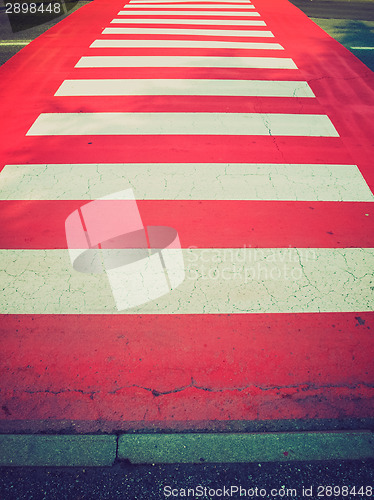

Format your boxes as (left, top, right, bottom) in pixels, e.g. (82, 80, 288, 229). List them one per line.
(1, 314, 373, 425)
(0, 0, 373, 429)
(0, 201, 373, 248)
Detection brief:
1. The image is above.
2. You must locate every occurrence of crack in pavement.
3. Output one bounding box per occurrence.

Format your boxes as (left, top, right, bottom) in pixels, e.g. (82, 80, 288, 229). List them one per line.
(16, 381, 374, 398)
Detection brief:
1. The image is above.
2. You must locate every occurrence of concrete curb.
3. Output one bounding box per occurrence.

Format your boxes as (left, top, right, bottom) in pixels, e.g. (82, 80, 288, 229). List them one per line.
(118, 431, 374, 464)
(1, 431, 373, 466)
(0, 435, 117, 467)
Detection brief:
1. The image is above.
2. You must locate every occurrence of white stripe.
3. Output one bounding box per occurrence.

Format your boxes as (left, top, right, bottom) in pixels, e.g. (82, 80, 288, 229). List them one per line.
(91, 39, 282, 49)
(0, 41, 31, 46)
(102, 27, 272, 36)
(129, 0, 253, 3)
(75, 56, 297, 68)
(1, 164, 372, 202)
(124, 3, 256, 7)
(111, 17, 265, 24)
(129, 0, 253, 2)
(118, 10, 261, 15)
(1, 248, 373, 313)
(26, 113, 339, 137)
(55, 79, 312, 97)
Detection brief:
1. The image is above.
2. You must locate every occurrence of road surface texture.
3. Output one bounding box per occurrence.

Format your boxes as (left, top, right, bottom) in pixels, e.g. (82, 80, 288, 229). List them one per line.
(1, 0, 373, 431)
(289, 0, 374, 71)
(1, 460, 374, 499)
(0, 0, 373, 497)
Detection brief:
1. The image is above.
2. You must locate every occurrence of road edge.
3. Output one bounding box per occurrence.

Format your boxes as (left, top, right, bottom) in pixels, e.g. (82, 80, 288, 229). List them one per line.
(1, 431, 373, 466)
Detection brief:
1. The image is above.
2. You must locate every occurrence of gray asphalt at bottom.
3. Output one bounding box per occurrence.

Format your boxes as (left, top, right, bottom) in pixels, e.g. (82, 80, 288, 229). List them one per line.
(1, 460, 374, 499)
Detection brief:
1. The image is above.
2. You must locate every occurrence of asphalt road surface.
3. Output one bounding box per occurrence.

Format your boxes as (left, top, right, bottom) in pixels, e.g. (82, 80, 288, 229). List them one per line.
(289, 0, 374, 21)
(1, 460, 374, 499)
(0, 0, 91, 64)
(289, 0, 374, 70)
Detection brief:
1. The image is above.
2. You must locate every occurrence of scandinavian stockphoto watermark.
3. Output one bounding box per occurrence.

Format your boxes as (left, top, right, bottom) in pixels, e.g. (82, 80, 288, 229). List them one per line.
(64, 189, 317, 310)
(65, 189, 185, 311)
(185, 246, 317, 283)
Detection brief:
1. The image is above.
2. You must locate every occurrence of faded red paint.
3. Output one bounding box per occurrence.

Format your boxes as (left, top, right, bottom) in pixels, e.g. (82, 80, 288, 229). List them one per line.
(1, 313, 373, 429)
(0, 200, 373, 249)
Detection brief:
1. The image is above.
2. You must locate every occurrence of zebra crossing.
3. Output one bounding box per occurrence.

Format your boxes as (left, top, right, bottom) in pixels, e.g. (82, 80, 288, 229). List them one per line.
(0, 0, 373, 428)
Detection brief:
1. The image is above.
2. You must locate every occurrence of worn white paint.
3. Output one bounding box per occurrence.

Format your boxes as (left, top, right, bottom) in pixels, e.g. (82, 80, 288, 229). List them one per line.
(123, 3, 256, 7)
(102, 26, 270, 35)
(90, 39, 282, 48)
(1, 163, 372, 201)
(75, 55, 296, 68)
(110, 17, 263, 24)
(55, 79, 312, 97)
(129, 0, 252, 3)
(117, 10, 260, 15)
(26, 112, 339, 137)
(1, 248, 373, 313)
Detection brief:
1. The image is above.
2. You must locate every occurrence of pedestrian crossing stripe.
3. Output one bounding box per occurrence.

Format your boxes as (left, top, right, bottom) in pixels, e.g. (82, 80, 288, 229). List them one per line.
(1, 248, 373, 314)
(90, 40, 283, 49)
(117, 10, 261, 15)
(26, 112, 339, 137)
(75, 55, 297, 68)
(55, 79, 312, 97)
(129, 0, 253, 3)
(1, 163, 372, 201)
(110, 18, 265, 24)
(101, 27, 273, 36)
(123, 4, 256, 8)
